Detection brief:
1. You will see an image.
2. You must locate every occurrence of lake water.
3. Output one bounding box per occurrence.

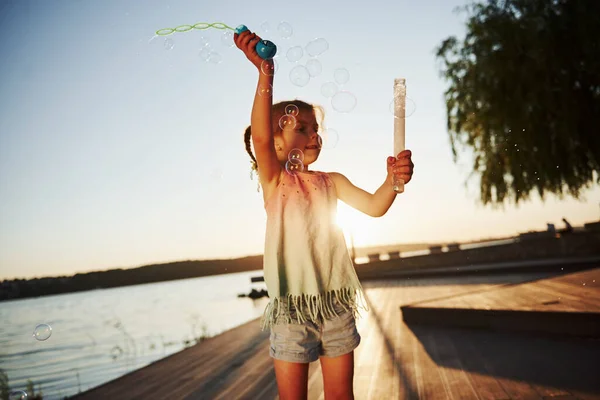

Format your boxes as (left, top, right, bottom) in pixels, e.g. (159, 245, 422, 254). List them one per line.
(0, 270, 269, 399)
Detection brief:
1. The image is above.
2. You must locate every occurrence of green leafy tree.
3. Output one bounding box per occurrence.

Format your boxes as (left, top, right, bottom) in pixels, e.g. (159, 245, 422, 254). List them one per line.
(436, 0, 600, 205)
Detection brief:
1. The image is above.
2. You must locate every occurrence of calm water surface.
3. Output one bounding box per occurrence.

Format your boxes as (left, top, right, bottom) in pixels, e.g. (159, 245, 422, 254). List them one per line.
(0, 270, 268, 399)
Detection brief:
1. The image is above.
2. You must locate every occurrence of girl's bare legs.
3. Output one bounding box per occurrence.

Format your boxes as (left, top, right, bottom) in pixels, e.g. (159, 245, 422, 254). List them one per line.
(319, 351, 355, 400)
(273, 359, 310, 400)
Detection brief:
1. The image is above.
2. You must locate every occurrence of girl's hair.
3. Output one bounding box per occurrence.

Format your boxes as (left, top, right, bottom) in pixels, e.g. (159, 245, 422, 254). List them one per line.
(244, 100, 324, 173)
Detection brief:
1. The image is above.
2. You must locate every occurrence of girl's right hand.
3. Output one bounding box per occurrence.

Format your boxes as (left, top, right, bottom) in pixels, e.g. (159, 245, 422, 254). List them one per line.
(234, 29, 270, 71)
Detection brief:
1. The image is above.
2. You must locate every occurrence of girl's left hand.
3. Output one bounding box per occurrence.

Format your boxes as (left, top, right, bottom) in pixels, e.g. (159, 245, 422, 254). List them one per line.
(387, 150, 414, 185)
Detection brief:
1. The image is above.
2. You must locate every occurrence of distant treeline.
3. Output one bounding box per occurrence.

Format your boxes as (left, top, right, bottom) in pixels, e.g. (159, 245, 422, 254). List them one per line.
(0, 239, 512, 302)
(0, 256, 263, 302)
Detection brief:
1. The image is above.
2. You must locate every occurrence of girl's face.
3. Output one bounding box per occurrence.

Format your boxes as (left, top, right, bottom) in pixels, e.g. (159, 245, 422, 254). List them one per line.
(275, 110, 321, 168)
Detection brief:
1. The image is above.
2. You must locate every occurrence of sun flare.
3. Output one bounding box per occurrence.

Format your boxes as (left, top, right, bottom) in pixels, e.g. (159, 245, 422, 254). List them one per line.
(335, 202, 371, 248)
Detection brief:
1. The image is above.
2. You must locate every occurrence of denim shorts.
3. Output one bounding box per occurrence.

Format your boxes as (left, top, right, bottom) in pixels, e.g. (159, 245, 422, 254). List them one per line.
(269, 299, 361, 363)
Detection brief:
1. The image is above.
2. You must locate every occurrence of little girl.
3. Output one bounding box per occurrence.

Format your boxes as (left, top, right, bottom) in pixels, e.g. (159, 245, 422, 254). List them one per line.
(235, 29, 414, 400)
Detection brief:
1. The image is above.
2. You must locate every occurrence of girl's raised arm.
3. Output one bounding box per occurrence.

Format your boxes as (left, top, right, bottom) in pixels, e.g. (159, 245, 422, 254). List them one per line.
(234, 30, 282, 189)
(328, 151, 413, 217)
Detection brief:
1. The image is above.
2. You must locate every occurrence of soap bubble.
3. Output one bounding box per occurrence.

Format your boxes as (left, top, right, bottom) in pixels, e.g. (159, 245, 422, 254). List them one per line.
(288, 148, 305, 162)
(33, 324, 52, 341)
(285, 104, 300, 116)
(199, 47, 211, 61)
(279, 115, 297, 130)
(147, 35, 159, 45)
(289, 65, 310, 87)
(257, 84, 273, 97)
(277, 22, 293, 38)
(261, 59, 279, 76)
(148, 35, 174, 51)
(321, 82, 339, 98)
(331, 91, 357, 113)
(305, 38, 329, 57)
(8, 391, 28, 400)
(208, 52, 222, 64)
(306, 59, 322, 77)
(110, 346, 123, 360)
(285, 158, 304, 175)
(286, 46, 304, 63)
(334, 68, 350, 85)
(221, 31, 234, 47)
(260, 22, 270, 33)
(199, 36, 210, 47)
(164, 38, 174, 50)
(318, 128, 339, 149)
(388, 97, 417, 118)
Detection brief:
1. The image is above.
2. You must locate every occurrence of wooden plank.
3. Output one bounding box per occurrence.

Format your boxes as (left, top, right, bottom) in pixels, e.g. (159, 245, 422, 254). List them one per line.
(457, 330, 542, 400)
(534, 280, 600, 310)
(418, 331, 458, 399)
(539, 274, 600, 297)
(168, 327, 270, 398)
(354, 286, 383, 399)
(413, 270, 599, 313)
(465, 283, 568, 312)
(172, 327, 269, 395)
(442, 333, 509, 400)
(549, 268, 600, 288)
(434, 333, 483, 399)
(517, 282, 591, 312)
(395, 308, 421, 399)
(423, 331, 479, 399)
(367, 283, 399, 399)
(209, 345, 274, 400)
(475, 274, 599, 312)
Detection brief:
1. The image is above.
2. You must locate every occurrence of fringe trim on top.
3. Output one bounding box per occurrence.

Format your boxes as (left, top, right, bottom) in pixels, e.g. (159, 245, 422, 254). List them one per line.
(260, 286, 370, 331)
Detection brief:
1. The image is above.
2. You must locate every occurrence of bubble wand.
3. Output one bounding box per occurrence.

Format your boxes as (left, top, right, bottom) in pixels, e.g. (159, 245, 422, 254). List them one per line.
(154, 22, 277, 59)
(393, 78, 406, 193)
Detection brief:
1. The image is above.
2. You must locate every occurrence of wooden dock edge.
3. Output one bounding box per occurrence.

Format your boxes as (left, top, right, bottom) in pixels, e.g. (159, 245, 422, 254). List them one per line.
(356, 255, 600, 281)
(401, 306, 600, 338)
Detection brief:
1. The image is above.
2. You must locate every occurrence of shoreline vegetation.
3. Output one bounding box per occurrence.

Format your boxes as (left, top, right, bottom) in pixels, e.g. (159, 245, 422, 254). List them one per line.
(0, 239, 497, 302)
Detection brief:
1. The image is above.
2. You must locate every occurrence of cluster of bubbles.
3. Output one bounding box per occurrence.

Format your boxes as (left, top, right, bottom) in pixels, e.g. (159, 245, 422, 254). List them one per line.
(33, 323, 52, 341)
(150, 21, 389, 118)
(279, 104, 300, 130)
(320, 68, 357, 113)
(197, 31, 233, 64)
(258, 21, 358, 114)
(278, 103, 339, 150)
(285, 148, 305, 175)
(256, 22, 330, 99)
(280, 36, 329, 87)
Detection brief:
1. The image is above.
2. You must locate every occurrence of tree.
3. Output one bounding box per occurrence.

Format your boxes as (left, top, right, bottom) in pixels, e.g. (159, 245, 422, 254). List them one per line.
(436, 0, 600, 205)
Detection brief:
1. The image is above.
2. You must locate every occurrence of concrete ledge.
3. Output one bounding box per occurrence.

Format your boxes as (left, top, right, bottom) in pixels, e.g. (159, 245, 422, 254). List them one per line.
(401, 307, 600, 338)
(355, 231, 600, 280)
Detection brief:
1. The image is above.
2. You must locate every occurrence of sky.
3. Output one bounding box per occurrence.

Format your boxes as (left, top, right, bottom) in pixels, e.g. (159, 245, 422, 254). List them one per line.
(0, 0, 598, 280)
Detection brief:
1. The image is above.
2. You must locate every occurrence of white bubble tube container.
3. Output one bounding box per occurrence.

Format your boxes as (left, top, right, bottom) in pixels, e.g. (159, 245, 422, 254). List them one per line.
(393, 78, 406, 193)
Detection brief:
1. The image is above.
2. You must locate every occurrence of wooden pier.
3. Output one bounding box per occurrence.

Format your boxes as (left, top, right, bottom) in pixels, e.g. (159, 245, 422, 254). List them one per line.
(75, 264, 600, 399)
